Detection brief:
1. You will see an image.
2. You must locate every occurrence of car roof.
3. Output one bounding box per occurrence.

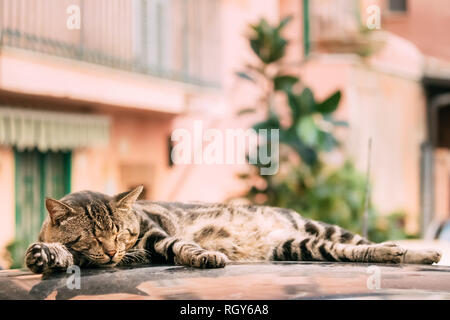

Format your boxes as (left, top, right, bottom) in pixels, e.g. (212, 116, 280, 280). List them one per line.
(1, 261, 450, 300)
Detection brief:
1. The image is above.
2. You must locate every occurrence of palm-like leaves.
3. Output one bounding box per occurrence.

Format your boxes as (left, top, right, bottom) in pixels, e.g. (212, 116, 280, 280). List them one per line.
(238, 17, 345, 166)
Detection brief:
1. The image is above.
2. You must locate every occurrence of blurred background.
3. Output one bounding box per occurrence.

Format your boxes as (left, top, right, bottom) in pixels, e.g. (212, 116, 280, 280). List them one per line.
(0, 0, 449, 269)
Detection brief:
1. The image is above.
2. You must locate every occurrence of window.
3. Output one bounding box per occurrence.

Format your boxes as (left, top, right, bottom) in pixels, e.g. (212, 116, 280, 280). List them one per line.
(388, 0, 407, 13)
(132, 0, 221, 87)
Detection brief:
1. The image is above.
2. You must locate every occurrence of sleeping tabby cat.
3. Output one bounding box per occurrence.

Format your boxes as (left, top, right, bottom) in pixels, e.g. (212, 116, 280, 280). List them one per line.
(25, 186, 441, 273)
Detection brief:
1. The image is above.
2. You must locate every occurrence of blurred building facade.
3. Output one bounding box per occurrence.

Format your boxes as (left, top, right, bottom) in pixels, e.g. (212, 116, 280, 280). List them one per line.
(0, 0, 449, 267)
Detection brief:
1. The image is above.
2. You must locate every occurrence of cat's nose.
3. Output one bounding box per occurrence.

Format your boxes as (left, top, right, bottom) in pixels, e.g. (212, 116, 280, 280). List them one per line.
(105, 250, 117, 258)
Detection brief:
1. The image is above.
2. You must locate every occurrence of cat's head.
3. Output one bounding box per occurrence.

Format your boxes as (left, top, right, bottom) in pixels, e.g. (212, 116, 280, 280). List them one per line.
(42, 186, 143, 267)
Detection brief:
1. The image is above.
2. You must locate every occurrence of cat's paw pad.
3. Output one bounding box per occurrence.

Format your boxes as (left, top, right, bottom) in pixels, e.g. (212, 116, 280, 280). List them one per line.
(372, 244, 406, 264)
(25, 243, 55, 273)
(191, 251, 228, 269)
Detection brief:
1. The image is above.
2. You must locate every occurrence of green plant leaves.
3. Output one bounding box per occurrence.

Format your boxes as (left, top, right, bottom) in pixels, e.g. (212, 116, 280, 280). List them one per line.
(317, 130, 339, 151)
(287, 91, 302, 122)
(286, 88, 315, 124)
(235, 17, 412, 243)
(295, 115, 338, 152)
(316, 91, 341, 114)
(252, 109, 280, 131)
(323, 114, 349, 127)
(236, 108, 257, 116)
(280, 129, 318, 166)
(299, 88, 315, 113)
(236, 71, 255, 82)
(297, 116, 318, 147)
(277, 16, 293, 31)
(273, 75, 298, 91)
(249, 18, 288, 64)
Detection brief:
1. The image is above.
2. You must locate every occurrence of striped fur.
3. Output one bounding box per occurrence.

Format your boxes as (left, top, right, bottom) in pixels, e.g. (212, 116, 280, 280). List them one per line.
(25, 186, 442, 273)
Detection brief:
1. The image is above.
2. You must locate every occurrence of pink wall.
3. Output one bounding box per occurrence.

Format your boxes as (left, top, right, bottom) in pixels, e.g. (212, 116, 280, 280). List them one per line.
(72, 110, 174, 200)
(381, 0, 450, 62)
(0, 48, 187, 115)
(159, 0, 281, 202)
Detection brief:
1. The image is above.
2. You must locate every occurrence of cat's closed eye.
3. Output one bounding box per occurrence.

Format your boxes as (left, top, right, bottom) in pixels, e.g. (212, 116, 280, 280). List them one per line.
(116, 229, 136, 242)
(65, 235, 81, 247)
(127, 228, 138, 237)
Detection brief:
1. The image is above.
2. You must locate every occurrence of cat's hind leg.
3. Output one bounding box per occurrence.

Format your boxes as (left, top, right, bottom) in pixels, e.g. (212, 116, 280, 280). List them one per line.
(275, 208, 372, 246)
(300, 221, 441, 264)
(395, 245, 442, 264)
(270, 237, 441, 264)
(302, 219, 373, 245)
(349, 240, 442, 264)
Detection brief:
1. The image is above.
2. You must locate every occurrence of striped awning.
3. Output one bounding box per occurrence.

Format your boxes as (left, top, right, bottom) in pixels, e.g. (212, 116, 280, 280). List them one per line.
(0, 107, 110, 151)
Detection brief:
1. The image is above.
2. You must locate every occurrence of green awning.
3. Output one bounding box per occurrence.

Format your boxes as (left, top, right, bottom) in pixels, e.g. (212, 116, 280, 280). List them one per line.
(0, 107, 110, 151)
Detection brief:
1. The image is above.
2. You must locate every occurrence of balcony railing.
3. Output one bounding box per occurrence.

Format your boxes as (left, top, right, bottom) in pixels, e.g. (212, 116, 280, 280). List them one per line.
(310, 0, 360, 42)
(0, 0, 221, 88)
(308, 0, 385, 56)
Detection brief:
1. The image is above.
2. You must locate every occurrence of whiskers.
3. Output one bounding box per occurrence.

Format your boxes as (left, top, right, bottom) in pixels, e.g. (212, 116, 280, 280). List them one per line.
(78, 251, 108, 265)
(80, 251, 101, 261)
(118, 248, 151, 266)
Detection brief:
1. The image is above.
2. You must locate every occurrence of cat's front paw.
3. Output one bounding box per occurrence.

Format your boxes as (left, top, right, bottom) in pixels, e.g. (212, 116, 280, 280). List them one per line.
(25, 243, 56, 274)
(190, 251, 228, 269)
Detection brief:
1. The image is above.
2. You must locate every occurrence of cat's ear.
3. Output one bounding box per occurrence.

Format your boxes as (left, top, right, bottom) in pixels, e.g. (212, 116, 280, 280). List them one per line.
(45, 198, 75, 225)
(115, 185, 143, 210)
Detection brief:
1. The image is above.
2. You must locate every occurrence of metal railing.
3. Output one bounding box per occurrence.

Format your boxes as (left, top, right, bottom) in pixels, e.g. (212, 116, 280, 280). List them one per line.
(0, 0, 221, 88)
(309, 0, 362, 45)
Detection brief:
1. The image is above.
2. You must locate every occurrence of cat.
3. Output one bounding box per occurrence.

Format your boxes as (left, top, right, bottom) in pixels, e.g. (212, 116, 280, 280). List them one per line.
(25, 186, 442, 273)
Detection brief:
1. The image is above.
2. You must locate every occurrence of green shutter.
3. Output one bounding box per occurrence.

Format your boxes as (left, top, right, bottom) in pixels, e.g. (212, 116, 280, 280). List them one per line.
(11, 149, 71, 268)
